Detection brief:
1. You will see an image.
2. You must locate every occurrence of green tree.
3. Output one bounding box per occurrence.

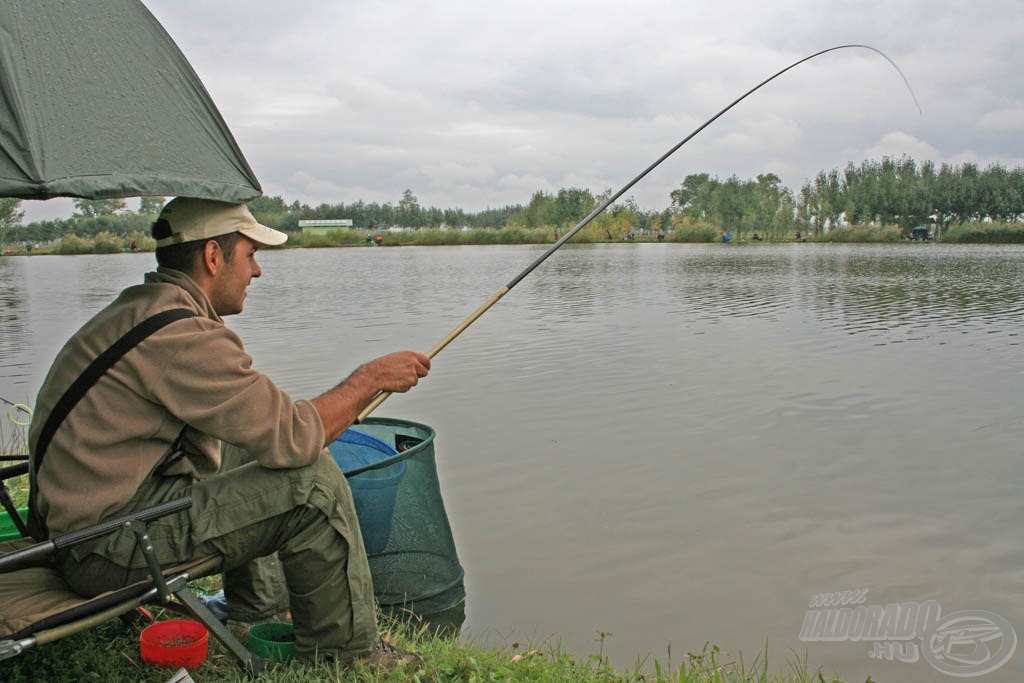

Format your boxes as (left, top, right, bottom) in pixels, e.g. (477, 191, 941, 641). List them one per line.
(951, 162, 980, 224)
(73, 198, 126, 217)
(138, 196, 166, 218)
(554, 188, 595, 231)
(906, 158, 934, 230)
(247, 195, 290, 229)
(398, 189, 421, 227)
(442, 207, 468, 228)
(589, 189, 633, 240)
(796, 181, 818, 235)
(814, 169, 844, 234)
(980, 163, 1020, 223)
(751, 173, 790, 238)
(842, 162, 867, 226)
(932, 163, 960, 232)
(714, 175, 747, 233)
(0, 198, 25, 248)
(658, 208, 675, 234)
(614, 196, 645, 232)
(670, 173, 718, 222)
(1010, 167, 1024, 222)
(0, 198, 24, 228)
(522, 191, 557, 228)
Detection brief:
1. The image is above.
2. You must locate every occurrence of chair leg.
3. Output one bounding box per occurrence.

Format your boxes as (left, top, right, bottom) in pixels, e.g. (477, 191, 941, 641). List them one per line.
(172, 585, 266, 677)
(125, 520, 266, 677)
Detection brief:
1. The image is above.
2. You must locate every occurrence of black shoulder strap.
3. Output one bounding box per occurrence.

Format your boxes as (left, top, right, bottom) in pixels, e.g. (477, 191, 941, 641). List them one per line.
(32, 308, 197, 473)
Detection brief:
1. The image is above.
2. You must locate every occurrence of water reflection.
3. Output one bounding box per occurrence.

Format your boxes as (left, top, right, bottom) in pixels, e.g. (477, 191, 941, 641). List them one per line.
(788, 246, 1023, 343)
(0, 258, 30, 375)
(652, 245, 1024, 349)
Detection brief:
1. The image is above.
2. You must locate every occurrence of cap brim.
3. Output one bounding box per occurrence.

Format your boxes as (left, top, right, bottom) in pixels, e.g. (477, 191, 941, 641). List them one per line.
(239, 224, 288, 246)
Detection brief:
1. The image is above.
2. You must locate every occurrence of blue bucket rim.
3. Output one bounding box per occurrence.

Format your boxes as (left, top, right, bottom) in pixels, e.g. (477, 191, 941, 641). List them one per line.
(341, 417, 436, 477)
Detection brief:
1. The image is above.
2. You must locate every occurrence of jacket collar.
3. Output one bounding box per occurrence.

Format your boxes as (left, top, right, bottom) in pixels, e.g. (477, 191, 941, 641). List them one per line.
(146, 267, 223, 323)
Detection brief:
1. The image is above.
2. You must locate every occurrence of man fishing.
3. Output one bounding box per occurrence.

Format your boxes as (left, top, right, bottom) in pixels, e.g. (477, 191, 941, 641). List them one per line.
(27, 197, 430, 669)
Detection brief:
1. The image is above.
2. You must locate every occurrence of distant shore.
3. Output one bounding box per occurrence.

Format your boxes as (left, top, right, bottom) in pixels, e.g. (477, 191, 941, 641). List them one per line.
(3, 220, 1023, 257)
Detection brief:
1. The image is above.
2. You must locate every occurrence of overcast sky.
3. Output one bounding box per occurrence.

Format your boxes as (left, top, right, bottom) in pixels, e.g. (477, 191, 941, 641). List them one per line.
(22, 0, 1024, 222)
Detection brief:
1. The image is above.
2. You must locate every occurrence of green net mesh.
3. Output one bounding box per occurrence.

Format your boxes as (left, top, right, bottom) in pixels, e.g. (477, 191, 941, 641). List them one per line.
(340, 418, 466, 632)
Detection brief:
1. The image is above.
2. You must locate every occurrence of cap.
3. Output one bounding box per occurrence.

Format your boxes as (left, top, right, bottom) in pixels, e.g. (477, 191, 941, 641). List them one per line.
(153, 197, 288, 248)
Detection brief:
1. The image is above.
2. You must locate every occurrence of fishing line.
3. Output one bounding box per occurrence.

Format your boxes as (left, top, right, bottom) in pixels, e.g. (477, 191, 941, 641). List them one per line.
(357, 44, 920, 421)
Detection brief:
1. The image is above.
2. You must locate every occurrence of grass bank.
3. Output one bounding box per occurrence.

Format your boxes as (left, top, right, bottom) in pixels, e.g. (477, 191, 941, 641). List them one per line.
(941, 221, 1024, 243)
(0, 610, 863, 683)
(810, 226, 902, 243)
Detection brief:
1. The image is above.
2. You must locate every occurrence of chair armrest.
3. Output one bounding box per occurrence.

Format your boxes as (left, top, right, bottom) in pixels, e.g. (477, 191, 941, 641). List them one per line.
(0, 497, 192, 573)
(0, 461, 29, 483)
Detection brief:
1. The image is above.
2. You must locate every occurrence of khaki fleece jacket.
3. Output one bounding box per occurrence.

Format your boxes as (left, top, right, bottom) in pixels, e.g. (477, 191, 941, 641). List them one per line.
(28, 267, 325, 535)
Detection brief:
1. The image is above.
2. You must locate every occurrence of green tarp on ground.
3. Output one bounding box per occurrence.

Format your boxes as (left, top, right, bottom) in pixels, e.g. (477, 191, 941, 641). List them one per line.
(0, 0, 261, 202)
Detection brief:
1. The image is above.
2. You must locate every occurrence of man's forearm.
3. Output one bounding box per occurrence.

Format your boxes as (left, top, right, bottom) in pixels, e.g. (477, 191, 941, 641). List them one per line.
(310, 350, 430, 445)
(310, 364, 381, 445)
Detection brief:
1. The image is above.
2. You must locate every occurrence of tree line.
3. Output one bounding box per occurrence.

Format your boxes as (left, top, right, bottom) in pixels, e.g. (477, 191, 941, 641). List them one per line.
(797, 157, 1024, 238)
(0, 197, 161, 245)
(2, 156, 1023, 246)
(672, 157, 1024, 240)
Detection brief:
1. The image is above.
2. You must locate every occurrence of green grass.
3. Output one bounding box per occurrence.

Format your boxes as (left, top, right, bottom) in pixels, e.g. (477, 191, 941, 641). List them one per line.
(0, 608, 866, 683)
(667, 223, 720, 243)
(811, 226, 902, 243)
(942, 221, 1024, 243)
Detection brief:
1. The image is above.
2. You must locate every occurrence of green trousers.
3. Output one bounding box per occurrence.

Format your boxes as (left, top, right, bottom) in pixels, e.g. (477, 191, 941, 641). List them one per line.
(58, 447, 377, 663)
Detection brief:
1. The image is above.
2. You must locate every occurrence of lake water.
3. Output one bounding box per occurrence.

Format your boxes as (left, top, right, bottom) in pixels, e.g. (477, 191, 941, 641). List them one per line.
(1, 243, 1021, 682)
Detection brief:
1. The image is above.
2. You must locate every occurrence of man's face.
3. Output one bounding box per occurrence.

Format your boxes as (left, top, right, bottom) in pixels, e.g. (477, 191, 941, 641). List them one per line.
(210, 235, 262, 316)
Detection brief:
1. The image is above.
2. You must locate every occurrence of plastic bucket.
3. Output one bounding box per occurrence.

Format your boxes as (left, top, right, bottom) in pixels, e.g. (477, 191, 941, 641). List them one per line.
(0, 508, 27, 542)
(329, 428, 407, 554)
(139, 619, 209, 669)
(247, 622, 295, 664)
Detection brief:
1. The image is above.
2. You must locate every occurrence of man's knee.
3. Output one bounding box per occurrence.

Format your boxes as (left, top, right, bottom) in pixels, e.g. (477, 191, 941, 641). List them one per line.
(305, 450, 351, 498)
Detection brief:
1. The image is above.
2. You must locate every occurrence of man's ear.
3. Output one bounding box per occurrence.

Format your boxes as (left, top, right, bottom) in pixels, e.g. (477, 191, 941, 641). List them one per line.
(201, 239, 223, 276)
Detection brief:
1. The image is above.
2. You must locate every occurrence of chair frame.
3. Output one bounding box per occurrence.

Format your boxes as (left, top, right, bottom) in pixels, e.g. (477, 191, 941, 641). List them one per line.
(0, 461, 265, 676)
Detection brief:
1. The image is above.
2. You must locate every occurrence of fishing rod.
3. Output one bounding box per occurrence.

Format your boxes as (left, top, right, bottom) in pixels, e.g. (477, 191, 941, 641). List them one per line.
(357, 43, 920, 422)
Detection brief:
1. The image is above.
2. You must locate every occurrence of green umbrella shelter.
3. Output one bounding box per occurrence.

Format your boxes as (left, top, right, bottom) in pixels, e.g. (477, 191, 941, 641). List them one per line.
(0, 0, 260, 202)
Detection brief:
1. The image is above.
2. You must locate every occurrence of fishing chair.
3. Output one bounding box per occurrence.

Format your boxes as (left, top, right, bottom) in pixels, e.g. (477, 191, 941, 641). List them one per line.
(0, 458, 266, 676)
